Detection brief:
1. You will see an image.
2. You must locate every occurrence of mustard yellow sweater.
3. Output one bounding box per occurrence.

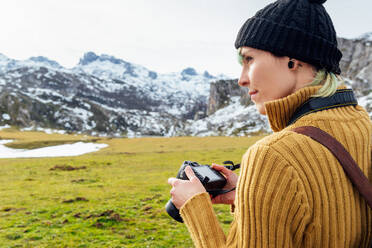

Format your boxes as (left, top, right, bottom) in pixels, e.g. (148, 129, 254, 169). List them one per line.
(180, 86, 372, 247)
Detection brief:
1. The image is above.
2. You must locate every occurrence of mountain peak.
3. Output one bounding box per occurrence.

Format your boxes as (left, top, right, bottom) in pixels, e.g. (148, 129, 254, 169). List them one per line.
(0, 53, 8, 59)
(28, 56, 62, 69)
(79, 52, 99, 65)
(181, 67, 197, 76)
(78, 52, 128, 66)
(358, 32, 372, 41)
(203, 70, 214, 79)
(0, 53, 9, 63)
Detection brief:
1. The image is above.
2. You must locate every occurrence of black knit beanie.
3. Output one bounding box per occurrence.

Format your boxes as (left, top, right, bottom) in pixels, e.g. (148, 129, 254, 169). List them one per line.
(235, 0, 342, 74)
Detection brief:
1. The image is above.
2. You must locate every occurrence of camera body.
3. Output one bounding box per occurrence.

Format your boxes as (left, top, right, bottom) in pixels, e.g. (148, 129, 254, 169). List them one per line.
(176, 161, 227, 195)
(165, 160, 227, 222)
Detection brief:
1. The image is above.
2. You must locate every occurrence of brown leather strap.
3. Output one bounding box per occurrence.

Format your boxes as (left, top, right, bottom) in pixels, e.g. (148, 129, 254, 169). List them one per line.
(291, 126, 372, 209)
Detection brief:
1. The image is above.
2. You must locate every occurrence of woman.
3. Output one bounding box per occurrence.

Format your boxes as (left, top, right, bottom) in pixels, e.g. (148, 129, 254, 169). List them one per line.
(168, 0, 372, 247)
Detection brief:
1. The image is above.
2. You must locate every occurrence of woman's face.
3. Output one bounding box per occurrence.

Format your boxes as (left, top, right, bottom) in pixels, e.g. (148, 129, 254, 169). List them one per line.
(238, 47, 297, 115)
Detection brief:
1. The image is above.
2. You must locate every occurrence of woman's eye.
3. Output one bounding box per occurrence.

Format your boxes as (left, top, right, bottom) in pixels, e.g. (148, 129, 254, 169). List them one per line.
(237, 52, 253, 66)
(244, 56, 253, 63)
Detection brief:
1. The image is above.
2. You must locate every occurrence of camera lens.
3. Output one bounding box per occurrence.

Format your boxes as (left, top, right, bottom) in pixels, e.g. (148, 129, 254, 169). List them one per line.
(165, 200, 183, 223)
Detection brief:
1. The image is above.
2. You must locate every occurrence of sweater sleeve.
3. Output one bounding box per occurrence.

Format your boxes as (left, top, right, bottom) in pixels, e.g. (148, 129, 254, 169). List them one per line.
(180, 192, 227, 247)
(233, 144, 312, 247)
(181, 144, 312, 248)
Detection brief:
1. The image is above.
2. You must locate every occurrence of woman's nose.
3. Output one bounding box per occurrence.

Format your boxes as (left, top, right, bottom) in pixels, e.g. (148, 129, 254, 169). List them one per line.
(238, 69, 250, 87)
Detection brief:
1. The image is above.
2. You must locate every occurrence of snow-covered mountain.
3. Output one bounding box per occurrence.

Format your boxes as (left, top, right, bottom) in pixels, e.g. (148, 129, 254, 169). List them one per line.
(72, 52, 223, 117)
(0, 33, 370, 137)
(0, 51, 228, 136)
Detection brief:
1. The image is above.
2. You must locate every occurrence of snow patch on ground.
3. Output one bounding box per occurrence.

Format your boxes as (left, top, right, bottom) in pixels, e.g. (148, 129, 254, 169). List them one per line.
(0, 125, 11, 130)
(0, 140, 108, 158)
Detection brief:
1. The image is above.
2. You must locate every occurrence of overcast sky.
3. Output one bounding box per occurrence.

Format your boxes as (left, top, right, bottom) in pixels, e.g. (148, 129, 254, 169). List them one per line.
(0, 0, 371, 77)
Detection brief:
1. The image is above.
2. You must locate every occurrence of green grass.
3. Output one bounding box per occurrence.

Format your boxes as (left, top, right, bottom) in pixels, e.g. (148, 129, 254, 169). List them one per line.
(0, 128, 264, 247)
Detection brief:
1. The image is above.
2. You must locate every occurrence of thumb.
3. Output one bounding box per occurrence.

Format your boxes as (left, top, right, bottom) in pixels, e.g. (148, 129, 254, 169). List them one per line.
(185, 166, 197, 182)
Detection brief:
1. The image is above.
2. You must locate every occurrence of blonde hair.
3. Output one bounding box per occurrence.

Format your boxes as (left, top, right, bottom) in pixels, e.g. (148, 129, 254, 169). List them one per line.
(309, 69, 344, 97)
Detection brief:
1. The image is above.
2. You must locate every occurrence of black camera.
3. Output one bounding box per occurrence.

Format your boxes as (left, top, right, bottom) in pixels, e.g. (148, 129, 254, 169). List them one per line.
(165, 160, 239, 223)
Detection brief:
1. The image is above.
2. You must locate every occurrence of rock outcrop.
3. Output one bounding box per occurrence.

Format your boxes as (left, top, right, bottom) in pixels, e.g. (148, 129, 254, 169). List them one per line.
(208, 79, 251, 116)
(338, 34, 372, 96)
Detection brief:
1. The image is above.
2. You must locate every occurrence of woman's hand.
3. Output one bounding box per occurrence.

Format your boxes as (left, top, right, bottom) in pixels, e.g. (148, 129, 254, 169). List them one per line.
(210, 163, 238, 205)
(168, 166, 206, 209)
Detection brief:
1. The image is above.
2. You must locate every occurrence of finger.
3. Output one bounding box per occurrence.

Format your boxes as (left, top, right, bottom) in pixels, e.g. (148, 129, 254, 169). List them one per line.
(211, 163, 223, 170)
(185, 166, 196, 181)
(211, 195, 222, 204)
(211, 164, 232, 175)
(170, 187, 175, 195)
(167, 177, 178, 186)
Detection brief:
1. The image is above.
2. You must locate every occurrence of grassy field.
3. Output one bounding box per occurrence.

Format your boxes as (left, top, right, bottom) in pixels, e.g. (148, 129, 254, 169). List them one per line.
(0, 128, 264, 247)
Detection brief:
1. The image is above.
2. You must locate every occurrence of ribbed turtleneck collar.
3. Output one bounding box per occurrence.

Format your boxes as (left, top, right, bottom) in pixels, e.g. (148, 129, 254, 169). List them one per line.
(264, 86, 322, 132)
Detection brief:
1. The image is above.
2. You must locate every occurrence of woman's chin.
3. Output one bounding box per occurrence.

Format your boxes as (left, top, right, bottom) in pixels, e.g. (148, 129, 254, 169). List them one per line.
(256, 104, 267, 115)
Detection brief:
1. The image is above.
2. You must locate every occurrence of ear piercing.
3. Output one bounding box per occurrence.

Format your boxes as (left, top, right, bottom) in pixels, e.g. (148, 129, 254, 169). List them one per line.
(288, 60, 294, 69)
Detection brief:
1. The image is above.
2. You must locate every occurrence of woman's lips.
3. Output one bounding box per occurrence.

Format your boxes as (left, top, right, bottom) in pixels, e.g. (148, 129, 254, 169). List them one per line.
(249, 90, 258, 95)
(249, 90, 258, 101)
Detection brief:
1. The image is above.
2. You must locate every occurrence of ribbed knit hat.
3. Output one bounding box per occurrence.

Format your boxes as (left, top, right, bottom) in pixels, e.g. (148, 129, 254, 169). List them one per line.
(235, 0, 342, 74)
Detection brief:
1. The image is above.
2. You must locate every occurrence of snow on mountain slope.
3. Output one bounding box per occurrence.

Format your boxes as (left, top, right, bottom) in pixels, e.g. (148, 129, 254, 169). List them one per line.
(358, 91, 372, 118)
(74, 52, 226, 99)
(0, 52, 232, 136)
(184, 96, 270, 136)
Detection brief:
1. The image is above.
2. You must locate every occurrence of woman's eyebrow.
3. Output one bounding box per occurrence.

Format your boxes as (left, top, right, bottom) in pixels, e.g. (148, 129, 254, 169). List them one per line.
(239, 49, 254, 58)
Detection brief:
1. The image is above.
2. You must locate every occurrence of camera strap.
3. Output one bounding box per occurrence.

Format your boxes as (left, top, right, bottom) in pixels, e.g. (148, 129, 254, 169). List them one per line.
(288, 89, 357, 126)
(209, 187, 236, 198)
(223, 160, 240, 170)
(292, 126, 372, 209)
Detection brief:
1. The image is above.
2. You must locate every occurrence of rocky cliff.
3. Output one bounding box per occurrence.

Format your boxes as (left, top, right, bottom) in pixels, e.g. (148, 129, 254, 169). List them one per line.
(207, 79, 251, 116)
(338, 33, 372, 96)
